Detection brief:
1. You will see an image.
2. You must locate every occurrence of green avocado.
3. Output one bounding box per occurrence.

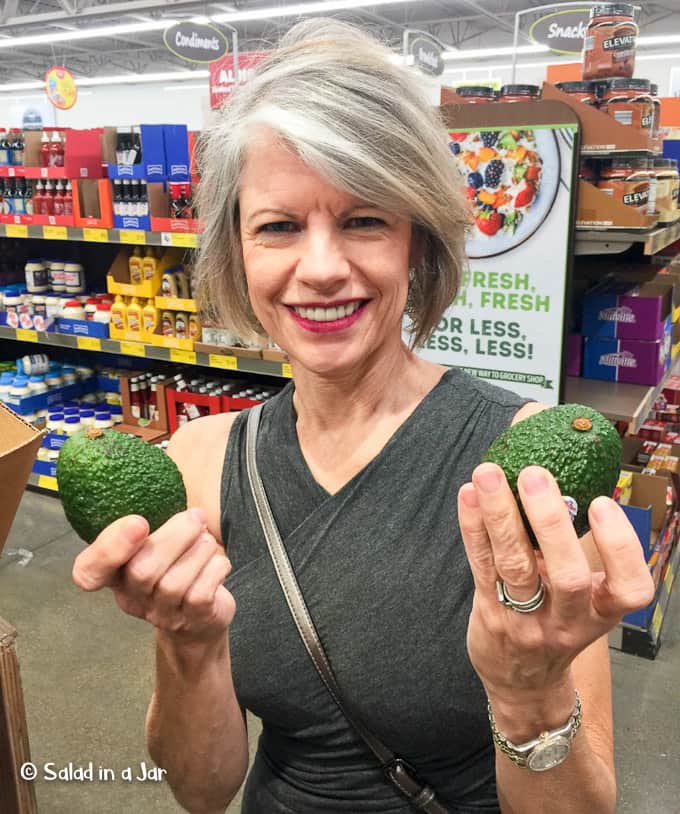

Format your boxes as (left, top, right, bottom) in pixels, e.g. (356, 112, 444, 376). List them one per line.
(483, 403, 622, 546)
(57, 428, 187, 544)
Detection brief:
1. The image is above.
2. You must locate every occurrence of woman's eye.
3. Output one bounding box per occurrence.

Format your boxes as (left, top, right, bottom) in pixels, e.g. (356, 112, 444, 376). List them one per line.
(259, 221, 297, 233)
(346, 216, 384, 228)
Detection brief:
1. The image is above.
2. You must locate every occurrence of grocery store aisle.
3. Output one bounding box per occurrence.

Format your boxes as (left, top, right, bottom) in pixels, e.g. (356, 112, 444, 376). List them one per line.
(1, 490, 679, 814)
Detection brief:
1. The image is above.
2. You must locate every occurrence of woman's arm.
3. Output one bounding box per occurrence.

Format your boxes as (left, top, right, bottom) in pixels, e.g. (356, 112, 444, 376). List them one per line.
(144, 414, 249, 813)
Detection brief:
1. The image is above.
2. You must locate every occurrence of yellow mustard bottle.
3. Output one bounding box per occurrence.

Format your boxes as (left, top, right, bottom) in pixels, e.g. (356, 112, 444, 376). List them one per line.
(142, 247, 157, 281)
(110, 295, 127, 331)
(189, 314, 202, 341)
(143, 299, 159, 336)
(126, 297, 143, 334)
(129, 247, 144, 285)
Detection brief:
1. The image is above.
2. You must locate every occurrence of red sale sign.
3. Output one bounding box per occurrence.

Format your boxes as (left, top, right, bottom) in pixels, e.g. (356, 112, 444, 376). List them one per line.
(209, 52, 269, 109)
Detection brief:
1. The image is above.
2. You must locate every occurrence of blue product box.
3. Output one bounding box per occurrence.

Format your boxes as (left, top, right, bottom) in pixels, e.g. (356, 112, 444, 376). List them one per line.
(96, 374, 120, 392)
(56, 318, 110, 339)
(582, 329, 671, 387)
(581, 280, 672, 341)
(32, 459, 57, 478)
(108, 124, 167, 180)
(42, 432, 67, 450)
(113, 214, 151, 232)
(163, 125, 190, 181)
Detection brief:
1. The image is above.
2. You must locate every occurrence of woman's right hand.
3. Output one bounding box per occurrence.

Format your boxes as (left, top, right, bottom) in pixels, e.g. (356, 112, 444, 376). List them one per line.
(72, 507, 235, 646)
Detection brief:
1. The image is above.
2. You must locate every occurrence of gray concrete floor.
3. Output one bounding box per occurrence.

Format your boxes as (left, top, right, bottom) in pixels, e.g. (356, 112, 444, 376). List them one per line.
(1, 490, 679, 813)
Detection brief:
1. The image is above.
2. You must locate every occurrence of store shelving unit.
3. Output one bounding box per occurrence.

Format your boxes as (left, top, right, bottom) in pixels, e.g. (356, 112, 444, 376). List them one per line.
(575, 219, 680, 257)
(0, 222, 198, 248)
(609, 539, 680, 659)
(564, 355, 680, 435)
(0, 325, 292, 378)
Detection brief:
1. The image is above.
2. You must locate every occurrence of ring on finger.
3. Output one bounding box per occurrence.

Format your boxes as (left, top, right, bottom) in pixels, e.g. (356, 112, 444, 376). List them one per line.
(495, 576, 546, 614)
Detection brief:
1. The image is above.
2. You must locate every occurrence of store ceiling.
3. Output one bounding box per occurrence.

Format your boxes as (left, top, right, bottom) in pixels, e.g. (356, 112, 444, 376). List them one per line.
(1, 0, 680, 82)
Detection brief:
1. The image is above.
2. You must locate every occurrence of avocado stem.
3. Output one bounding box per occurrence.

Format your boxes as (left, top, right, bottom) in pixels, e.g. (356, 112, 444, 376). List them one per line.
(572, 417, 593, 432)
(85, 427, 105, 440)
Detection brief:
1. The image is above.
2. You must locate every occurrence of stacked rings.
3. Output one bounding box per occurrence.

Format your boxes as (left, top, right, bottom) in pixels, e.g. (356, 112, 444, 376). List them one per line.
(496, 577, 546, 614)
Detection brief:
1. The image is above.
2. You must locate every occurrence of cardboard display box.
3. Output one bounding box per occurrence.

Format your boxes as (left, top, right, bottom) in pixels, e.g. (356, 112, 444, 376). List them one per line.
(0, 403, 42, 814)
(581, 281, 672, 342)
(72, 178, 113, 229)
(582, 330, 671, 387)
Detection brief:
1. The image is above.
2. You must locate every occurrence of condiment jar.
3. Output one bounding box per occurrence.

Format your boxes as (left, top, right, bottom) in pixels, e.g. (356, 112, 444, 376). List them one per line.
(0, 371, 13, 402)
(61, 299, 86, 321)
(84, 298, 98, 320)
(28, 374, 47, 394)
(63, 415, 81, 436)
(48, 261, 66, 292)
(25, 261, 49, 293)
(456, 85, 497, 102)
(597, 157, 650, 214)
(109, 403, 123, 424)
(79, 408, 96, 428)
(94, 409, 113, 430)
(3, 293, 21, 328)
(94, 302, 112, 324)
(20, 353, 49, 375)
(498, 84, 541, 102)
(655, 159, 680, 224)
(44, 371, 64, 388)
(10, 375, 30, 400)
(555, 81, 598, 106)
(47, 412, 64, 434)
(61, 366, 78, 385)
(582, 4, 638, 81)
(63, 262, 85, 294)
(600, 78, 653, 132)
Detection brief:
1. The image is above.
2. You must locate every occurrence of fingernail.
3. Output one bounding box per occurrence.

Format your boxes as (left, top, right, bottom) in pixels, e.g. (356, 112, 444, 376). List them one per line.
(460, 485, 479, 509)
(475, 465, 502, 493)
(521, 467, 548, 495)
(189, 506, 207, 526)
(590, 496, 616, 523)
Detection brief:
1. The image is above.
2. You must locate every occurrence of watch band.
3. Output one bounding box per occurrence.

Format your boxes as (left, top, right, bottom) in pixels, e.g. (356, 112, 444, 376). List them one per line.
(487, 689, 582, 770)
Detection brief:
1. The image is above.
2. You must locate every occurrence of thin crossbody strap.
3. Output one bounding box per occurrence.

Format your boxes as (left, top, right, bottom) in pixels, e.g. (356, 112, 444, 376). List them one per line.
(245, 404, 450, 814)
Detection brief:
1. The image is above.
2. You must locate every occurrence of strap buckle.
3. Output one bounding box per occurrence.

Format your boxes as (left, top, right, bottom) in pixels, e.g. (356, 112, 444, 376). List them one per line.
(384, 757, 437, 810)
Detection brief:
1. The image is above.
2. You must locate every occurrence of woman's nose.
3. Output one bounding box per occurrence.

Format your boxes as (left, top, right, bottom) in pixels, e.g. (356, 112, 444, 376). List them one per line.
(294, 227, 351, 291)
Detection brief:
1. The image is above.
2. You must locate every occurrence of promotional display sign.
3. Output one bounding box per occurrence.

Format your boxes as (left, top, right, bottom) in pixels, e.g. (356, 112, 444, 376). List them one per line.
(417, 101, 580, 404)
(403, 29, 444, 77)
(528, 7, 591, 56)
(163, 21, 229, 63)
(209, 51, 268, 109)
(45, 66, 77, 110)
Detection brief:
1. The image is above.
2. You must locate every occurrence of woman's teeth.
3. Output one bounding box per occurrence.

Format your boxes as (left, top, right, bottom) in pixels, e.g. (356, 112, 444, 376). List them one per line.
(293, 301, 362, 322)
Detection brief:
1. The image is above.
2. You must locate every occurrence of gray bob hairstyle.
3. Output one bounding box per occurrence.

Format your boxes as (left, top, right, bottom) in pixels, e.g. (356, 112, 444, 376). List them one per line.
(194, 18, 469, 347)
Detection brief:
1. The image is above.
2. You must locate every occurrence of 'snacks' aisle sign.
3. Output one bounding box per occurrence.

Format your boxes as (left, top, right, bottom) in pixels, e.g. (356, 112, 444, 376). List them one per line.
(417, 101, 579, 404)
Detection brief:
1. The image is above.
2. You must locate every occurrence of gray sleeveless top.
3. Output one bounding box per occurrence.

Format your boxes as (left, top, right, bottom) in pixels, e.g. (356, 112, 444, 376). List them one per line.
(221, 367, 529, 813)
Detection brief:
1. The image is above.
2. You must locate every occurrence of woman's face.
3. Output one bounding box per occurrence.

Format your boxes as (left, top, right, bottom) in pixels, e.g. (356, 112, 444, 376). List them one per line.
(239, 136, 415, 377)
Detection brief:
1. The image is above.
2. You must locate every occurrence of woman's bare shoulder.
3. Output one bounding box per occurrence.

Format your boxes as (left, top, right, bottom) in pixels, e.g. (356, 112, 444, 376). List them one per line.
(167, 412, 239, 541)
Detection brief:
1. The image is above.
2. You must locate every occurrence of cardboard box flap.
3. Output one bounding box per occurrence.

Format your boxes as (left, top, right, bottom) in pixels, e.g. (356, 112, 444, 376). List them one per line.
(0, 403, 45, 553)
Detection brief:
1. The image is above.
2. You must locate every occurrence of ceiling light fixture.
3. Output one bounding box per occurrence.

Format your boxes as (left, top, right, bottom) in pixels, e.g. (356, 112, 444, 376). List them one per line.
(443, 44, 549, 60)
(212, 0, 417, 23)
(0, 71, 208, 94)
(0, 19, 175, 50)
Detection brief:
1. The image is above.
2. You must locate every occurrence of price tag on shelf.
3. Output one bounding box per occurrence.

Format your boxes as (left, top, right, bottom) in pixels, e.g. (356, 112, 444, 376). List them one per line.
(119, 229, 146, 245)
(281, 363, 293, 378)
(664, 563, 674, 592)
(120, 341, 146, 358)
(170, 348, 197, 365)
(209, 353, 237, 371)
(83, 227, 109, 243)
(161, 232, 197, 248)
(16, 328, 38, 343)
(8, 167, 15, 177)
(42, 225, 68, 240)
(38, 475, 58, 491)
(650, 603, 663, 641)
(6, 224, 28, 238)
(77, 336, 102, 352)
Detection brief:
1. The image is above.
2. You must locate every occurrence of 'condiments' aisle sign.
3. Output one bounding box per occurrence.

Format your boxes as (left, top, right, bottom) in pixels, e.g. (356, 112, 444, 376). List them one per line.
(415, 103, 580, 404)
(163, 21, 229, 63)
(209, 52, 269, 109)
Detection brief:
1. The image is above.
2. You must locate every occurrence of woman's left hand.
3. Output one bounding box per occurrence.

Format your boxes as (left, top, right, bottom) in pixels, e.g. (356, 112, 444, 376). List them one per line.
(457, 463, 655, 703)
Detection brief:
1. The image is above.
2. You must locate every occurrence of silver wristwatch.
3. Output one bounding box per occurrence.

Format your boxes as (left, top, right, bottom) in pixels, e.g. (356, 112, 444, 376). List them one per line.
(487, 690, 582, 772)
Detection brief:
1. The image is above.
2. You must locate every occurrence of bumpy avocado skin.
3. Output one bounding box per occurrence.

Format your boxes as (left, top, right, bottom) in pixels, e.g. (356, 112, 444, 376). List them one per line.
(57, 429, 187, 544)
(484, 404, 622, 546)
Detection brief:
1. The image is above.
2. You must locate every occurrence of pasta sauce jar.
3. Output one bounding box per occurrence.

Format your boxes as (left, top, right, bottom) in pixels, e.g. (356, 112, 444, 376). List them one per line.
(597, 157, 650, 214)
(456, 86, 497, 103)
(555, 81, 598, 106)
(498, 84, 541, 102)
(583, 4, 638, 81)
(600, 78, 653, 132)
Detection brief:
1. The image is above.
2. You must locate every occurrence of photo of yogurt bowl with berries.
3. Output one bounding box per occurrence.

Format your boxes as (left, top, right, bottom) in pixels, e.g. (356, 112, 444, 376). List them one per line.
(449, 127, 560, 259)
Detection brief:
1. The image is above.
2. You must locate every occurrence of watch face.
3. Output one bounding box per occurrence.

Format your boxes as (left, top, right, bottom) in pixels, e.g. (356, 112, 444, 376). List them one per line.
(527, 736, 571, 772)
